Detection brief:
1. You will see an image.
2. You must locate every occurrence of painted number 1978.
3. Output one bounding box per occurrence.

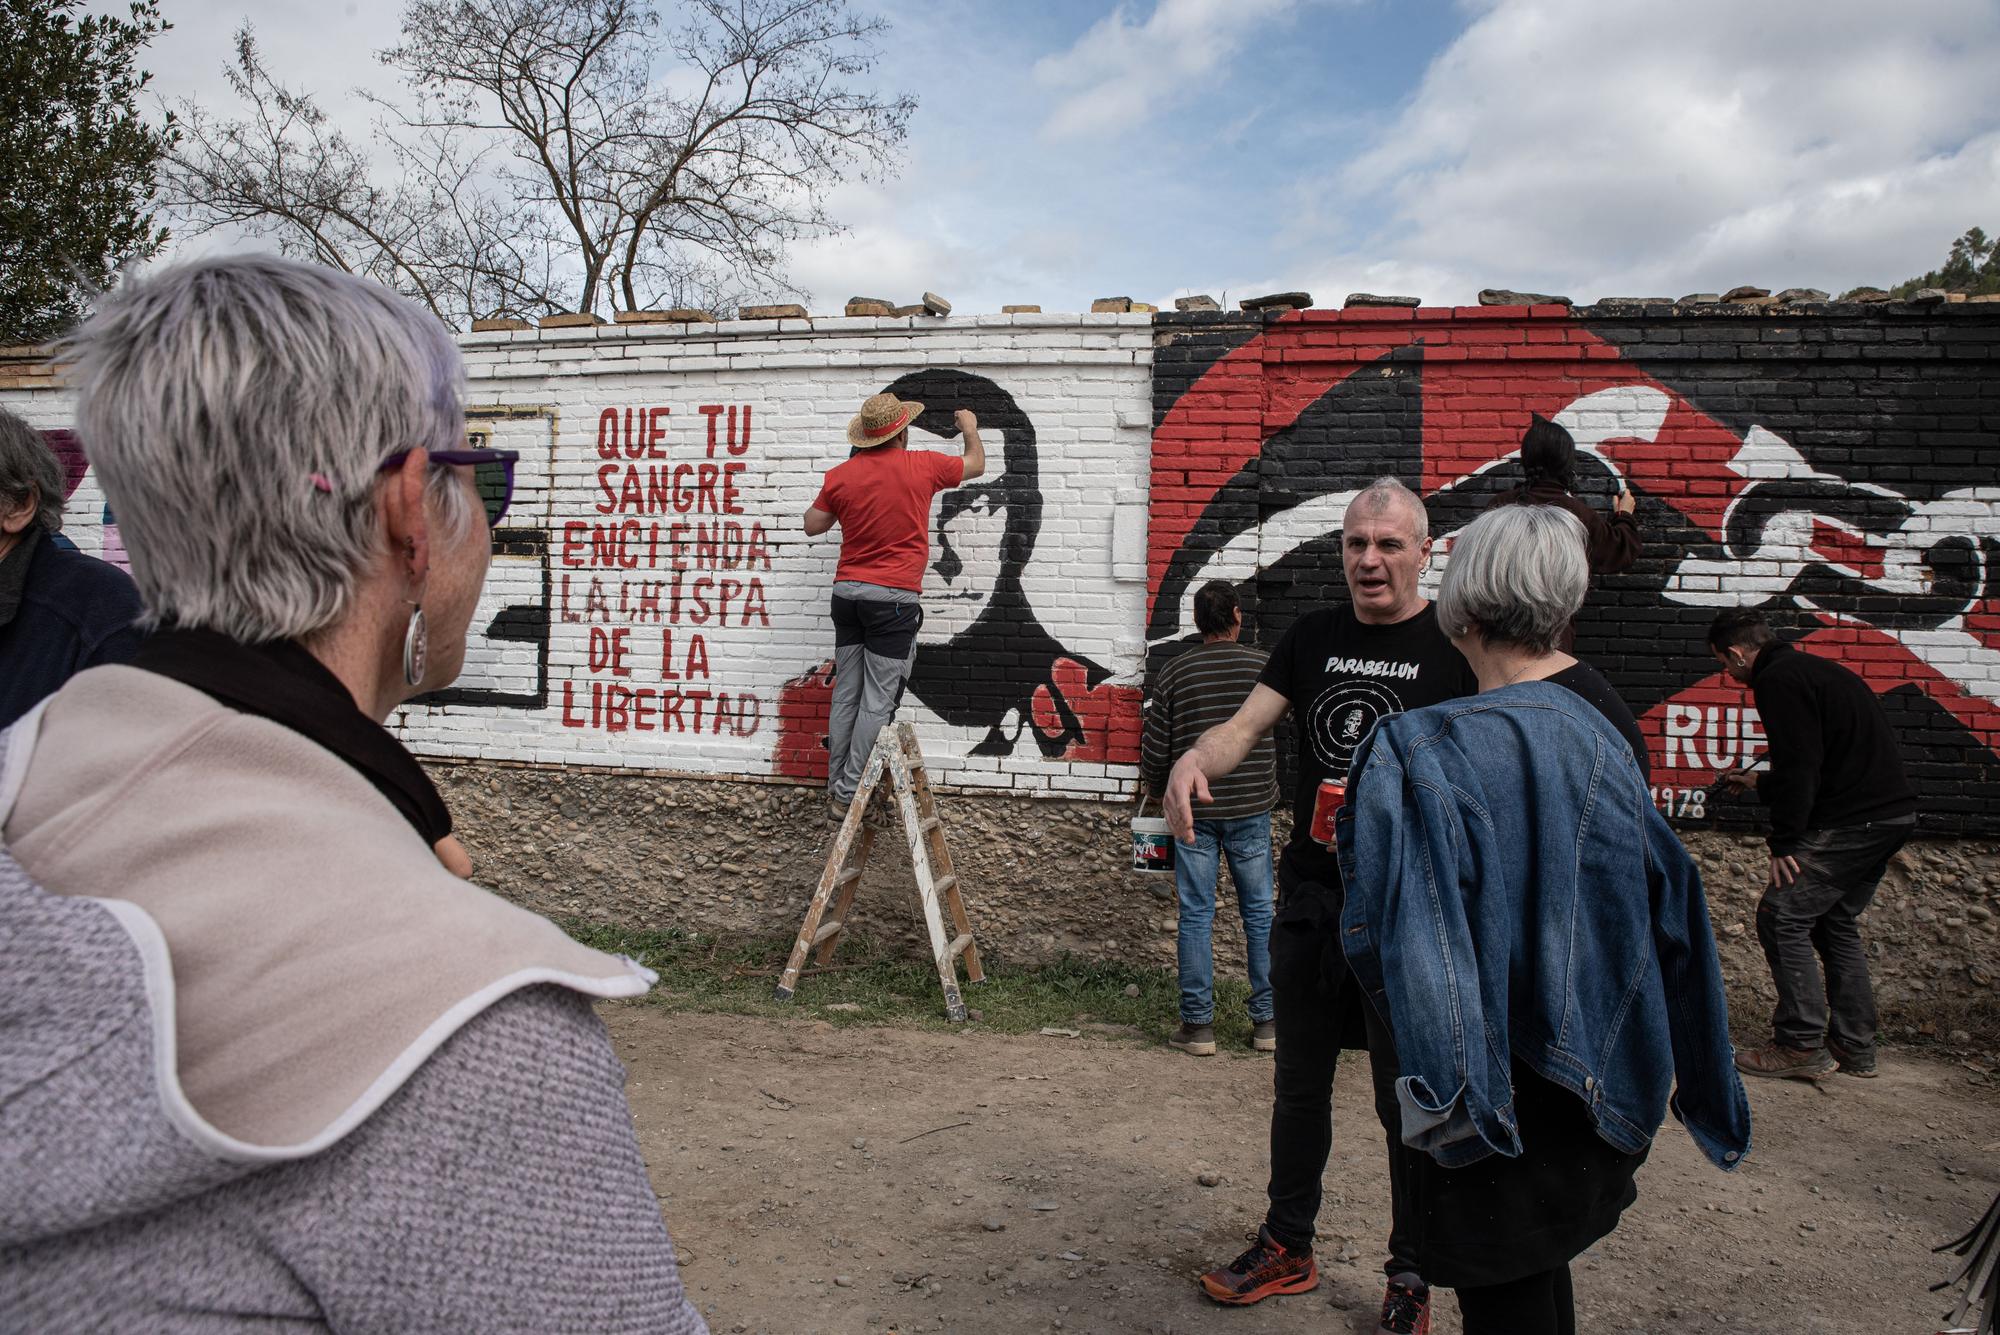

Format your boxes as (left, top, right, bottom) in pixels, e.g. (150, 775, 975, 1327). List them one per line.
(1651, 786, 1708, 819)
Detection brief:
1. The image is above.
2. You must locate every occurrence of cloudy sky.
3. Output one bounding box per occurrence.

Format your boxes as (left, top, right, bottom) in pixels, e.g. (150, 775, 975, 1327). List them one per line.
(138, 0, 2000, 314)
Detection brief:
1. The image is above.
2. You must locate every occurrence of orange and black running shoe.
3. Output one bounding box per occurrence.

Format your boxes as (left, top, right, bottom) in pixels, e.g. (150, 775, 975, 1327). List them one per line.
(1376, 1274, 1432, 1334)
(1198, 1224, 1319, 1305)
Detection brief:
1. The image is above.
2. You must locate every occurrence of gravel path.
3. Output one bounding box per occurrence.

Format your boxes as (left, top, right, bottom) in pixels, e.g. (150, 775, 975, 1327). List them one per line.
(610, 1006, 2000, 1335)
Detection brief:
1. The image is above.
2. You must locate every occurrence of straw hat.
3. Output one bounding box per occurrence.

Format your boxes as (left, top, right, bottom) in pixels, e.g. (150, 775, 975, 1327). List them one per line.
(846, 391, 924, 448)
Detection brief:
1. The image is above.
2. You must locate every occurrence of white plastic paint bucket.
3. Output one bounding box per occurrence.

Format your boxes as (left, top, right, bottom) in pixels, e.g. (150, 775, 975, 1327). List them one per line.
(1130, 797, 1175, 875)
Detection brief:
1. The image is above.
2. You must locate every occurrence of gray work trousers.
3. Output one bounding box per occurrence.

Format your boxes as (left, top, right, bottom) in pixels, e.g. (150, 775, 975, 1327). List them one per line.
(826, 582, 922, 805)
(1756, 819, 1912, 1058)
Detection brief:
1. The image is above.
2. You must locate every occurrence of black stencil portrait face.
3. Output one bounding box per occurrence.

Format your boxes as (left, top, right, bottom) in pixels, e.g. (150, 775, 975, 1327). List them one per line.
(926, 475, 1010, 642)
(873, 367, 1114, 755)
(875, 368, 1039, 647)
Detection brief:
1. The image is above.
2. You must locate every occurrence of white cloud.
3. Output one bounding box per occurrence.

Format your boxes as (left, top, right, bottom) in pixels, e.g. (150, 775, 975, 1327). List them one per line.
(782, 182, 981, 308)
(138, 0, 2000, 316)
(1284, 0, 2000, 303)
(780, 176, 1067, 315)
(1032, 0, 1299, 141)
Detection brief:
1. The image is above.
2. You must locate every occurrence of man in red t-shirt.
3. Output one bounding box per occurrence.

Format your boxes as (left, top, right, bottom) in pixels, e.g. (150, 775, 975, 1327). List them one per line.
(804, 391, 984, 819)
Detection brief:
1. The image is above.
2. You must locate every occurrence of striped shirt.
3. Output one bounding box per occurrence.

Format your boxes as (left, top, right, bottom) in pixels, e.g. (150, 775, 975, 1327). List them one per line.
(1140, 639, 1280, 820)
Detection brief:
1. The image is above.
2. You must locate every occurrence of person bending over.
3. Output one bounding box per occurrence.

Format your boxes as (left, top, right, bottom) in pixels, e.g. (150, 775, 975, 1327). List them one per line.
(1709, 608, 1917, 1080)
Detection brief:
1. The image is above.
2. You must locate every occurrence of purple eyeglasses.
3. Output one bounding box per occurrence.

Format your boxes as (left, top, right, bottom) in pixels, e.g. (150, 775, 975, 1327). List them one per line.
(378, 448, 520, 527)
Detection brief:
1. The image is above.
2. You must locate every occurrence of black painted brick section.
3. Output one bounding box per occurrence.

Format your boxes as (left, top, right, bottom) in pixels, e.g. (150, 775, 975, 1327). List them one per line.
(1151, 306, 2000, 837)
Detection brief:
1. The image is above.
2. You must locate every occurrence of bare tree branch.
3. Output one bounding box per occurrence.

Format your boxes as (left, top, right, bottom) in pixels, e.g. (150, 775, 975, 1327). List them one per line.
(381, 0, 912, 315)
(161, 26, 568, 324)
(159, 1, 911, 326)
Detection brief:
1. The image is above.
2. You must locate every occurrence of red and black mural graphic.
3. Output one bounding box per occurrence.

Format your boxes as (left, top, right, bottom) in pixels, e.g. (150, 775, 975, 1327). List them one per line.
(1147, 304, 2000, 833)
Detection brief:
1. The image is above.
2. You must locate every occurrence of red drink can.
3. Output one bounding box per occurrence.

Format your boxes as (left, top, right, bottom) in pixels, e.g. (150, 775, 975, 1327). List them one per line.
(1309, 779, 1346, 845)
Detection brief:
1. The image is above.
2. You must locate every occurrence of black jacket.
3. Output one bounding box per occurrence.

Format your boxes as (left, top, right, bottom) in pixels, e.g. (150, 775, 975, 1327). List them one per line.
(1485, 479, 1641, 576)
(0, 529, 143, 728)
(1748, 640, 1917, 855)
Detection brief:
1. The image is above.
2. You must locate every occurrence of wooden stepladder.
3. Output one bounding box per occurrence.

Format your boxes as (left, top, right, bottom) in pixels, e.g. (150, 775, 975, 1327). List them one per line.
(775, 722, 985, 1020)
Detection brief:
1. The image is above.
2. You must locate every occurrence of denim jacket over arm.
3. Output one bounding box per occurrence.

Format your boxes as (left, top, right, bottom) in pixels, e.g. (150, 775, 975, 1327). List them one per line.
(1334, 680, 1751, 1173)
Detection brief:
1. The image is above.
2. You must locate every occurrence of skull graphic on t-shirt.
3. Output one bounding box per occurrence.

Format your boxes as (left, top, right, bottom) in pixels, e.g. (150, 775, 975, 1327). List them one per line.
(1306, 681, 1407, 775)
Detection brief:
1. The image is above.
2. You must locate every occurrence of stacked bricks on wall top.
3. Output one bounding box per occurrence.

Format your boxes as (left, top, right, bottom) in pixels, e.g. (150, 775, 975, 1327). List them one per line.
(7, 296, 2000, 835)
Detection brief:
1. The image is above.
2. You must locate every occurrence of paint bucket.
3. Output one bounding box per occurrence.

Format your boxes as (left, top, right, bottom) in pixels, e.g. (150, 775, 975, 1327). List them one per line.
(1130, 796, 1176, 876)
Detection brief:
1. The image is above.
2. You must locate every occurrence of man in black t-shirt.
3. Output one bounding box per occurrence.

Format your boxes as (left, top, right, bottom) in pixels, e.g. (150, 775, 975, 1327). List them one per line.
(1166, 477, 1476, 1332)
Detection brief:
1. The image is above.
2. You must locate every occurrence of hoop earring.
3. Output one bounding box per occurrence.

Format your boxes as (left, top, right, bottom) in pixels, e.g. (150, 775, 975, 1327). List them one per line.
(403, 603, 428, 687)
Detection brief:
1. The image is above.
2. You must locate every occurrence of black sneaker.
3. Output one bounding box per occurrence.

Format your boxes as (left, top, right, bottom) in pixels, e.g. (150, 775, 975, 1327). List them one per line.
(1376, 1272, 1431, 1334)
(1827, 1040, 1878, 1078)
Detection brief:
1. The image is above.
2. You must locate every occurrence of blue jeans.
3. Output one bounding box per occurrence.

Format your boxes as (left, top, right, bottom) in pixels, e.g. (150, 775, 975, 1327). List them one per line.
(1175, 814, 1275, 1025)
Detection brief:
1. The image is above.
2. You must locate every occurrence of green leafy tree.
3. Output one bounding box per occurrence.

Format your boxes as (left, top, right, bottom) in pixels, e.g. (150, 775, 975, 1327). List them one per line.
(0, 0, 178, 344)
(1890, 225, 2000, 299)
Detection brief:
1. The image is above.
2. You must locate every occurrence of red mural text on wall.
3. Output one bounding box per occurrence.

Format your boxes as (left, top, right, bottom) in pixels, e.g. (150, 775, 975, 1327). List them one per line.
(560, 403, 771, 737)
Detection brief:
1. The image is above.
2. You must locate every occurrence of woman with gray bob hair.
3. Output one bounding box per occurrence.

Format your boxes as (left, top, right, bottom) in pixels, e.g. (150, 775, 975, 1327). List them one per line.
(1432, 502, 1646, 771)
(1333, 501, 1748, 1334)
(1434, 503, 1588, 655)
(1, 256, 706, 1333)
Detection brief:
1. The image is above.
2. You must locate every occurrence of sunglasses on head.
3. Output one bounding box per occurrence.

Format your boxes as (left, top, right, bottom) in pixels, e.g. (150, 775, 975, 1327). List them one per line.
(378, 448, 520, 527)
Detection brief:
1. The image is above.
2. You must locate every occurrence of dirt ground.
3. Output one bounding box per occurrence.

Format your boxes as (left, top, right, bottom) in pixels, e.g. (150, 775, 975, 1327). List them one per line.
(607, 1006, 2000, 1335)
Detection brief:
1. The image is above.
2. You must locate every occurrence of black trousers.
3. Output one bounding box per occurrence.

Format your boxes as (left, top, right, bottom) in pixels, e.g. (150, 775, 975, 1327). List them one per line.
(1457, 1264, 1575, 1335)
(1756, 821, 1911, 1056)
(1261, 871, 1417, 1277)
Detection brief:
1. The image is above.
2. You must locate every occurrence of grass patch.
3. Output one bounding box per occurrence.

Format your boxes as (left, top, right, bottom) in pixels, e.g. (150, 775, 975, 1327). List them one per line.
(561, 919, 1264, 1053)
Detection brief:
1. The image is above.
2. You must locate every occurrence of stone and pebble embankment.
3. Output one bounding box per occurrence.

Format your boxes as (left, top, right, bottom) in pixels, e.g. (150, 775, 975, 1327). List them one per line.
(439, 763, 2000, 1064)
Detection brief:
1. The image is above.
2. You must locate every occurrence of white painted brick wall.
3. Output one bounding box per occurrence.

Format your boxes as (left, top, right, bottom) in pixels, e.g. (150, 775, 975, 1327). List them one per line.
(5, 315, 1154, 797)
